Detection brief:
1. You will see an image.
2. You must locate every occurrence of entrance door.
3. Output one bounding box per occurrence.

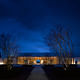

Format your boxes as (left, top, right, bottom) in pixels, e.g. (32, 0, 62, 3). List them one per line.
(36, 60, 40, 65)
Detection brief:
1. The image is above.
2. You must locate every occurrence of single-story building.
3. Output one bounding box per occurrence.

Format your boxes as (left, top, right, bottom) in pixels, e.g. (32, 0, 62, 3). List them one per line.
(1, 53, 80, 65)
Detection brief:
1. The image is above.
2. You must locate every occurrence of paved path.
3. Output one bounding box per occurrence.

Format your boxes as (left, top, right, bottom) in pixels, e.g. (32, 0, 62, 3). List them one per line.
(27, 66, 48, 80)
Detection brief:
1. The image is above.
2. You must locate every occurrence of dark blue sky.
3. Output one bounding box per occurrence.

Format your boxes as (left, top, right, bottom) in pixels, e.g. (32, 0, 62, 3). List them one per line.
(0, 0, 80, 56)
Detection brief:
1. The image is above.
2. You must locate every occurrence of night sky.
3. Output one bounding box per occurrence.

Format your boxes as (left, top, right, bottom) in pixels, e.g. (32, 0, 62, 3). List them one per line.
(0, 0, 80, 56)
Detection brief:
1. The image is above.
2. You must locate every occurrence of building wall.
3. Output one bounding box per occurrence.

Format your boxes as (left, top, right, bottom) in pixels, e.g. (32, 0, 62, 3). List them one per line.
(2, 56, 79, 65)
(73, 57, 80, 64)
(17, 56, 59, 65)
(3, 57, 17, 64)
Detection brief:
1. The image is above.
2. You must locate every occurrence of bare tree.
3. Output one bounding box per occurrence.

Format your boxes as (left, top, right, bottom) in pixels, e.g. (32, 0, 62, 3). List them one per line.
(0, 33, 19, 70)
(44, 25, 73, 69)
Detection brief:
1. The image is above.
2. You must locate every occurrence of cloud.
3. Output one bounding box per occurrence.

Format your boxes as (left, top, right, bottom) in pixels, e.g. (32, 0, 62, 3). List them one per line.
(0, 0, 80, 54)
(0, 0, 48, 30)
(0, 0, 80, 32)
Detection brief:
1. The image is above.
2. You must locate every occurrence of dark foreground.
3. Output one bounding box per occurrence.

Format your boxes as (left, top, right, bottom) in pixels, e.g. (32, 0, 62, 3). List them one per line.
(42, 65, 80, 80)
(0, 64, 80, 80)
(0, 65, 34, 80)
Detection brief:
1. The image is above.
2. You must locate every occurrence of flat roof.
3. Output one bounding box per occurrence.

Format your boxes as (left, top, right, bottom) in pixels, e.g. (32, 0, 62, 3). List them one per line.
(18, 53, 57, 57)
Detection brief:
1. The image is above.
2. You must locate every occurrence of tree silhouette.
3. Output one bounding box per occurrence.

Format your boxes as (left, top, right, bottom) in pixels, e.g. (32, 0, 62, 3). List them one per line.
(44, 25, 73, 69)
(0, 33, 19, 70)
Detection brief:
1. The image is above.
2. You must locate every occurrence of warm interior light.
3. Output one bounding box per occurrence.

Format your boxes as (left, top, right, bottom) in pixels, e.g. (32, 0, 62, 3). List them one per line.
(41, 60, 43, 64)
(0, 62, 4, 65)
